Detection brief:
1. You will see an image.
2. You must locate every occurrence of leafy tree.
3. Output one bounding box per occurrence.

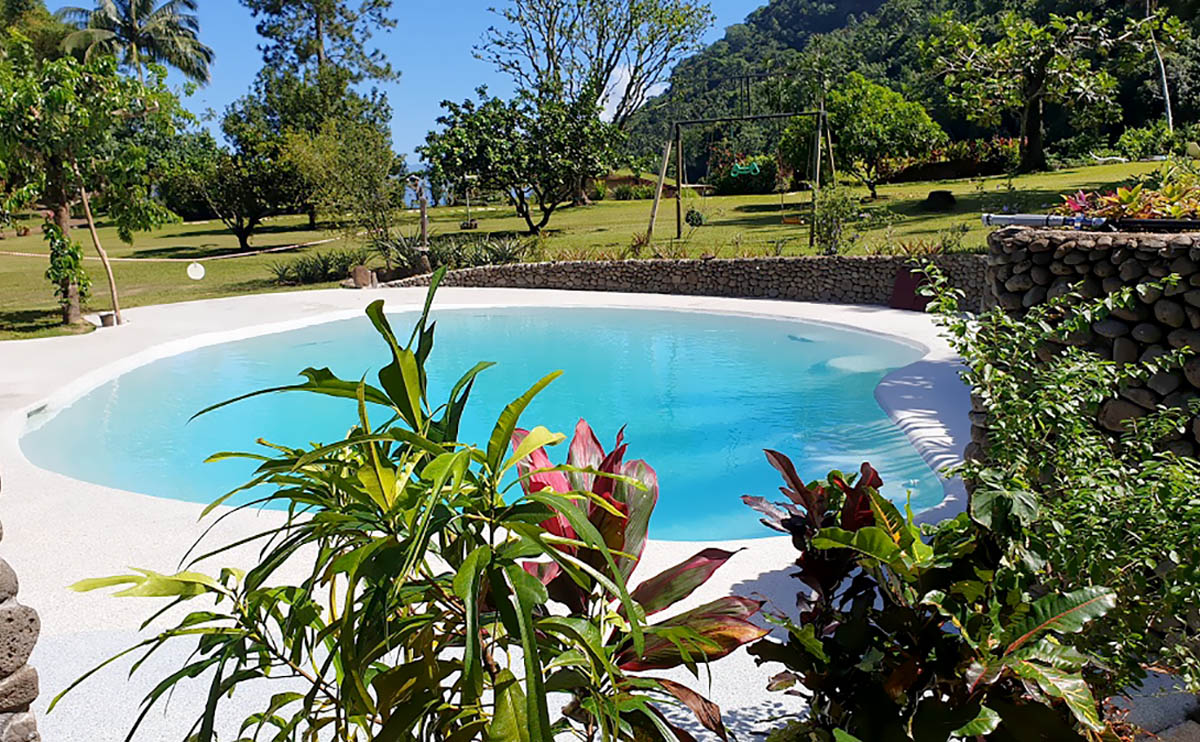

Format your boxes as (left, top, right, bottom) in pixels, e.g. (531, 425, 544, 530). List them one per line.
(164, 109, 304, 251)
(2, 0, 72, 60)
(284, 116, 403, 241)
(800, 72, 945, 198)
(56, 0, 213, 83)
(923, 11, 1124, 173)
(240, 0, 396, 82)
(0, 38, 181, 325)
(422, 89, 621, 234)
(477, 0, 714, 130)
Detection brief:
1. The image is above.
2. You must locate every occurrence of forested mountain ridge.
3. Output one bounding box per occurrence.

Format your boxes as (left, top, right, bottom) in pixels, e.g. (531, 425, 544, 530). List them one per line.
(624, 0, 1200, 179)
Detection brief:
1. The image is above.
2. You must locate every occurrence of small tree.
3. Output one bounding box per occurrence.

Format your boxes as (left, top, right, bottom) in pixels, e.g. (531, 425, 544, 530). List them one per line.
(0, 36, 180, 325)
(823, 73, 945, 198)
(923, 11, 1121, 173)
(422, 88, 620, 234)
(162, 95, 306, 250)
(284, 116, 402, 241)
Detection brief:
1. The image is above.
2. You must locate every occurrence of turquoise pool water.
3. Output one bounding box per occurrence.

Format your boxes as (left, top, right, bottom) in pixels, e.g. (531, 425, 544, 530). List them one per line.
(21, 307, 943, 540)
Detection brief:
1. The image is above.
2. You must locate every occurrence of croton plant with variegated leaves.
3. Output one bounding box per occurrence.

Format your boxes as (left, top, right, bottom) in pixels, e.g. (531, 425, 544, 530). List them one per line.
(512, 420, 769, 739)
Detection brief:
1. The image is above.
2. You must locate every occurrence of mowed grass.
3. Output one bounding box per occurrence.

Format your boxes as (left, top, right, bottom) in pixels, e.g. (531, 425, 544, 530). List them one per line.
(0, 161, 1161, 340)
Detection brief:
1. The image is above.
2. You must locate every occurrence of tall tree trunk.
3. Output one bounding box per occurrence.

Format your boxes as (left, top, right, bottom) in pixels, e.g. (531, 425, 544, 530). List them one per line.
(314, 1, 326, 69)
(1018, 99, 1047, 173)
(75, 170, 122, 325)
(48, 163, 82, 325)
(307, 204, 318, 229)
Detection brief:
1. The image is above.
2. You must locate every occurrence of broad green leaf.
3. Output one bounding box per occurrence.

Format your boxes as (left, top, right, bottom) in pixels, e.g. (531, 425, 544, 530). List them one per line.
(504, 565, 552, 742)
(487, 669, 530, 742)
(1004, 586, 1116, 655)
(356, 465, 397, 511)
(1007, 658, 1106, 732)
(811, 526, 902, 563)
(833, 730, 863, 742)
(952, 704, 1000, 736)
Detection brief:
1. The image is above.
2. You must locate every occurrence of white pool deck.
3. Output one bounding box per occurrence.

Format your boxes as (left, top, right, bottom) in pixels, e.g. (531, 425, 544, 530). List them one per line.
(0, 288, 977, 740)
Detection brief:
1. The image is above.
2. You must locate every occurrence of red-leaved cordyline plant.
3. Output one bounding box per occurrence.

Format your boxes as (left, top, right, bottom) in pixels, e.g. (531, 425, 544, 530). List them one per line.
(512, 419, 769, 740)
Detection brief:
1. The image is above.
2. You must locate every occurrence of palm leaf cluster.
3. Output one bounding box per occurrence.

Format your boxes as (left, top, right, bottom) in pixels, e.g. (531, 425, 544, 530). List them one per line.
(56, 0, 213, 83)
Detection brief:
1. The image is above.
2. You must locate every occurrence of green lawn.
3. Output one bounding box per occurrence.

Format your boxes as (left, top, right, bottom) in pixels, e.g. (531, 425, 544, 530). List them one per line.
(0, 161, 1161, 340)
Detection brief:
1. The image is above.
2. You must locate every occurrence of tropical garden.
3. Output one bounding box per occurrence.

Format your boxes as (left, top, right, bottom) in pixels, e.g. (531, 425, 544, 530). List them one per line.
(3, 0, 1200, 737)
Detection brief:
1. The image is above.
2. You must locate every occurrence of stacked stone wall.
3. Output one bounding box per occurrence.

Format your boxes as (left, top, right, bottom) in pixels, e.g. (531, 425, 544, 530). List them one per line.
(987, 226, 1200, 455)
(387, 255, 988, 309)
(0, 480, 38, 742)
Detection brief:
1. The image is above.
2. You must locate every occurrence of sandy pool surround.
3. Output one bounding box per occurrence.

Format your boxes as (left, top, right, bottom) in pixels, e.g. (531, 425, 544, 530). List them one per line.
(0, 288, 969, 741)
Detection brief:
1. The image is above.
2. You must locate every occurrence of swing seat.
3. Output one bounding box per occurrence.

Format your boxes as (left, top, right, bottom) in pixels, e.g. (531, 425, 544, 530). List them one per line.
(781, 216, 804, 225)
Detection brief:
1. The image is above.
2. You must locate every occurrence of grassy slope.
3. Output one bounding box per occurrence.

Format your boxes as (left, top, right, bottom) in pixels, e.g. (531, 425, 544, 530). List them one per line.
(0, 161, 1159, 340)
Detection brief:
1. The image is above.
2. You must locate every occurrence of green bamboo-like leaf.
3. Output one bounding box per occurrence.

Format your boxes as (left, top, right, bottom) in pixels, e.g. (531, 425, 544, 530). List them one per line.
(188, 367, 392, 421)
(486, 371, 563, 471)
(524, 490, 644, 655)
(504, 565, 552, 742)
(487, 669, 530, 742)
(453, 544, 491, 703)
(365, 300, 426, 429)
(503, 426, 566, 475)
(1003, 586, 1116, 655)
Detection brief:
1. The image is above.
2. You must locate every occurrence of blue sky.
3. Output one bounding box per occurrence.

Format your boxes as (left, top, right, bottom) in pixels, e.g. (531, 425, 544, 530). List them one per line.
(46, 0, 765, 165)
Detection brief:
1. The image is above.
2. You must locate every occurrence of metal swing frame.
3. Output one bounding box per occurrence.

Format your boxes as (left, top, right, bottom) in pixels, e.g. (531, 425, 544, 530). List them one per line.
(645, 101, 834, 250)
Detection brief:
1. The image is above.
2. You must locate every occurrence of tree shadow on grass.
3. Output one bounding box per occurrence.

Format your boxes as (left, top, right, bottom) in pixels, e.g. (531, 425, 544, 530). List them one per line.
(0, 308, 93, 338)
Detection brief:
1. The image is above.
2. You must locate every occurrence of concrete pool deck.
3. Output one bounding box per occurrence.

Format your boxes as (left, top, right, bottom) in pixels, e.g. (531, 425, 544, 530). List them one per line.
(0, 288, 972, 740)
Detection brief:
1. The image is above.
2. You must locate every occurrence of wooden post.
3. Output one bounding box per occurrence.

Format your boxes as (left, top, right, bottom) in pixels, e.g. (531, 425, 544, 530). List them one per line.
(646, 139, 673, 242)
(410, 176, 432, 273)
(675, 123, 684, 240)
(810, 103, 824, 252)
(73, 163, 122, 325)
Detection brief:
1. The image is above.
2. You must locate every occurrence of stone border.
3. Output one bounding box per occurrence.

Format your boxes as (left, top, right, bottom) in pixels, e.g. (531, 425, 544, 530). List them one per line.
(387, 255, 989, 310)
(987, 227, 1200, 455)
(0, 499, 38, 742)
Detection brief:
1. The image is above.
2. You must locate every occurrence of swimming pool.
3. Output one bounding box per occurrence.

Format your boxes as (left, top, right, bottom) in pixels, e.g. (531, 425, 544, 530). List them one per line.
(20, 306, 944, 540)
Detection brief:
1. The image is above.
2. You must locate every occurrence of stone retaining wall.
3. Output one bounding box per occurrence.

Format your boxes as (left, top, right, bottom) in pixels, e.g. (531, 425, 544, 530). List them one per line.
(987, 226, 1200, 456)
(0, 480, 38, 742)
(387, 255, 989, 309)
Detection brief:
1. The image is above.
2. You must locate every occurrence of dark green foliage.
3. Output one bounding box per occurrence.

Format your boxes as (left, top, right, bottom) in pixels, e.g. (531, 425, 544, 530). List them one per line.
(926, 268, 1200, 696)
(745, 452, 1118, 740)
(422, 88, 622, 234)
(42, 222, 90, 304)
(56, 0, 213, 83)
(239, 0, 397, 83)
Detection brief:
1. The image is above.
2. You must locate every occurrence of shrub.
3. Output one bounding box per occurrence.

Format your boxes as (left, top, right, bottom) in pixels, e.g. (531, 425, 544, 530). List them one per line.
(744, 453, 1117, 741)
(1117, 121, 1174, 161)
(589, 180, 608, 201)
(924, 266, 1200, 697)
(270, 246, 371, 285)
(812, 184, 859, 255)
(631, 184, 655, 200)
(55, 273, 763, 740)
(612, 183, 635, 200)
(42, 222, 91, 306)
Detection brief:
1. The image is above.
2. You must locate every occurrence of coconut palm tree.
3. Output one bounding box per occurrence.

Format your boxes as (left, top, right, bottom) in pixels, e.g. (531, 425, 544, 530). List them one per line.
(56, 0, 213, 84)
